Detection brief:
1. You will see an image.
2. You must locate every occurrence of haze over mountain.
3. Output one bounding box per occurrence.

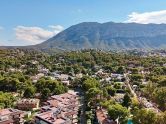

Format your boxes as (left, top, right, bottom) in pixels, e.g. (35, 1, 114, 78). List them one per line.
(33, 22, 166, 51)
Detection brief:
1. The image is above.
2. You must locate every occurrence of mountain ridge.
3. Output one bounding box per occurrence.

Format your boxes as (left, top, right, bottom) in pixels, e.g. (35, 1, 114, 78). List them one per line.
(35, 22, 166, 51)
(1, 22, 166, 51)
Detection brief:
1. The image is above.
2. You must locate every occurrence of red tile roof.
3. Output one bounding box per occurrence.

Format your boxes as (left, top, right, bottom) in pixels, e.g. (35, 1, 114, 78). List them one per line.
(96, 109, 117, 124)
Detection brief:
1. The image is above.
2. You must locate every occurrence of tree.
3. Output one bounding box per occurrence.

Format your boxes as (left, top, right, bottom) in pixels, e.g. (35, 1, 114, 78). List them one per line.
(133, 109, 157, 124)
(152, 67, 164, 75)
(102, 88, 109, 97)
(143, 82, 156, 99)
(41, 88, 50, 100)
(0, 77, 20, 92)
(83, 78, 99, 91)
(153, 87, 166, 110)
(122, 93, 131, 108)
(131, 68, 139, 74)
(53, 84, 68, 95)
(116, 66, 125, 74)
(72, 78, 82, 88)
(158, 78, 166, 87)
(130, 74, 143, 81)
(108, 104, 129, 123)
(155, 111, 166, 124)
(86, 88, 102, 107)
(131, 97, 140, 109)
(0, 92, 15, 108)
(100, 100, 115, 108)
(23, 86, 36, 98)
(16, 80, 32, 97)
(35, 78, 68, 95)
(106, 86, 116, 96)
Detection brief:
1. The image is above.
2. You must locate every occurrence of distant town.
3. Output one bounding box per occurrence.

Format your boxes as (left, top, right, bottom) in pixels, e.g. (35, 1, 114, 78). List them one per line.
(0, 49, 165, 124)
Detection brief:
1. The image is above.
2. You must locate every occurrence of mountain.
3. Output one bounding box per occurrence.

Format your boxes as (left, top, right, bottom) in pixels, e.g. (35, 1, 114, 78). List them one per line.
(4, 22, 166, 51)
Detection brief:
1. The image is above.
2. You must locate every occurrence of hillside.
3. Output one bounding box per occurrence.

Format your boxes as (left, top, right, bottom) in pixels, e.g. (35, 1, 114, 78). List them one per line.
(2, 22, 166, 51)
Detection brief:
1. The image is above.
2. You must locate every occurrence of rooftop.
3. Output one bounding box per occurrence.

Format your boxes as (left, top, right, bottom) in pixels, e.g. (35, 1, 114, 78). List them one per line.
(17, 98, 40, 104)
(0, 108, 23, 116)
(96, 109, 116, 124)
(36, 111, 70, 124)
(35, 90, 79, 124)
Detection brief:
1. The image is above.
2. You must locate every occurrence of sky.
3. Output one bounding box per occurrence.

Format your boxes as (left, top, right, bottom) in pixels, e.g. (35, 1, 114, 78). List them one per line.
(0, 0, 166, 46)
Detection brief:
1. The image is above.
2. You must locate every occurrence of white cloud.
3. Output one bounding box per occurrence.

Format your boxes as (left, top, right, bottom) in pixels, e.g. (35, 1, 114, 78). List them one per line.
(125, 10, 166, 24)
(48, 25, 64, 34)
(14, 25, 64, 45)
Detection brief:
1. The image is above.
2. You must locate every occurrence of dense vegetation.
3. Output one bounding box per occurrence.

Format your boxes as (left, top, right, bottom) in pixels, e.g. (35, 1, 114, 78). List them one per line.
(0, 49, 165, 123)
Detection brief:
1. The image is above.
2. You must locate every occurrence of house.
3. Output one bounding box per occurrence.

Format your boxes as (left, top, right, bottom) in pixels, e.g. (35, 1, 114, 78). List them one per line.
(75, 73, 83, 78)
(138, 97, 159, 112)
(58, 74, 69, 81)
(8, 68, 22, 73)
(96, 69, 109, 79)
(61, 80, 70, 86)
(0, 108, 25, 124)
(57, 74, 71, 86)
(16, 99, 40, 110)
(11, 92, 19, 97)
(132, 85, 138, 91)
(111, 73, 124, 81)
(94, 65, 101, 69)
(35, 111, 71, 124)
(31, 60, 38, 65)
(8, 68, 16, 72)
(52, 71, 61, 77)
(31, 73, 44, 83)
(46, 76, 55, 80)
(53, 73, 70, 81)
(39, 68, 49, 75)
(96, 108, 116, 124)
(105, 77, 112, 82)
(113, 93, 125, 103)
(142, 81, 148, 85)
(35, 90, 80, 124)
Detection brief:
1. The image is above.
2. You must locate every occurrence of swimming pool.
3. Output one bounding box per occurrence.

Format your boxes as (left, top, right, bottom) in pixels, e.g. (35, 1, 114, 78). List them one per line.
(127, 119, 133, 124)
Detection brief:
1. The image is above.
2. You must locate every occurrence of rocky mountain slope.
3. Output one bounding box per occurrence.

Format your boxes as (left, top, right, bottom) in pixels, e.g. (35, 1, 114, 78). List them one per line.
(3, 22, 166, 51)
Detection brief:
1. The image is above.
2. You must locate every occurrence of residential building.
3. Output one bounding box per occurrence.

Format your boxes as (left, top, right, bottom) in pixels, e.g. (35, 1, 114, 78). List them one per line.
(35, 111, 71, 124)
(35, 90, 80, 124)
(0, 108, 24, 124)
(16, 99, 40, 110)
(96, 108, 116, 124)
(31, 73, 44, 83)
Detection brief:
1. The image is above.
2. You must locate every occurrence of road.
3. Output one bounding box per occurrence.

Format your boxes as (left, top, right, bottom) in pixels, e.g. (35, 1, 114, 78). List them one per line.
(124, 73, 137, 98)
(124, 73, 161, 113)
(80, 95, 86, 124)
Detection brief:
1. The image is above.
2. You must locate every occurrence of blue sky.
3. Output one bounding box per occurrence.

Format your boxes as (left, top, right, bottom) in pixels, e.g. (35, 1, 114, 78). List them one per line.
(0, 0, 166, 46)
